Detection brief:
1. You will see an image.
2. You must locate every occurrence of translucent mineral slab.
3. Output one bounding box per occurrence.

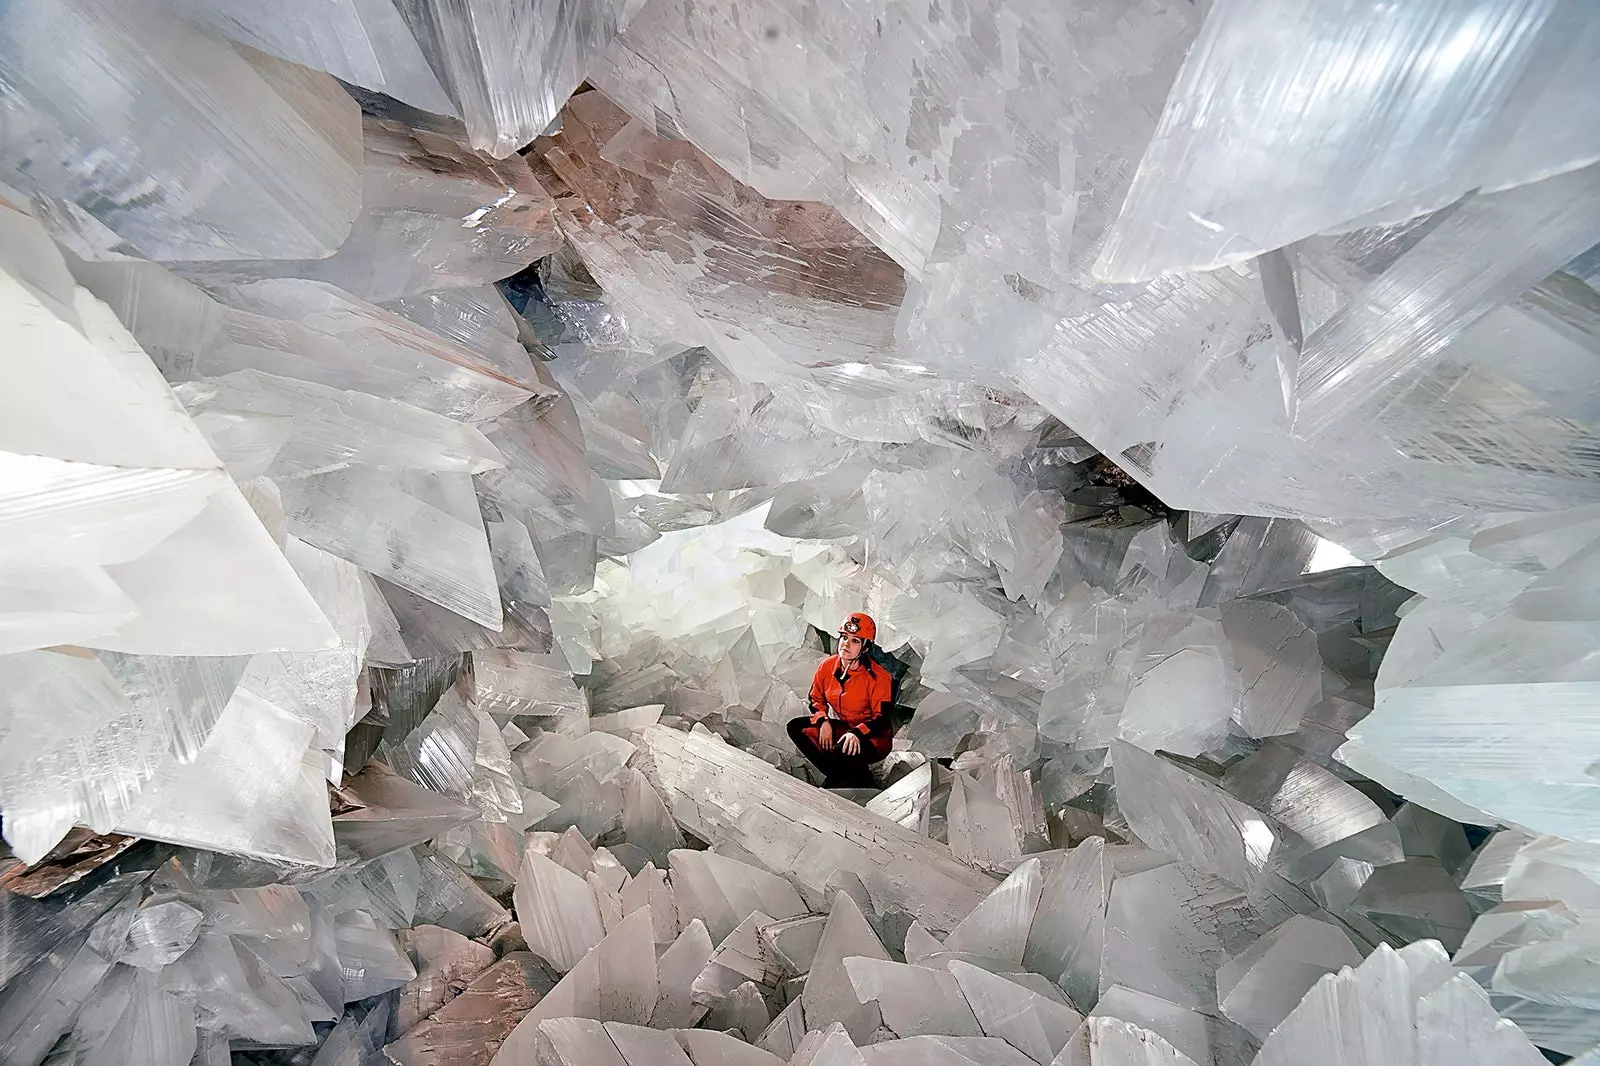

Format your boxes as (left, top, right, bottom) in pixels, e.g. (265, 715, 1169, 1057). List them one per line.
(668, 850, 806, 946)
(188, 369, 504, 480)
(116, 689, 336, 866)
(0, 650, 227, 861)
(842, 957, 981, 1039)
(674, 1028, 784, 1066)
(120, 900, 205, 972)
(2, 222, 335, 654)
(155, 0, 459, 118)
(863, 764, 934, 834)
(0, 0, 362, 262)
(90, 480, 339, 656)
(335, 910, 418, 1001)
(281, 468, 503, 630)
(1024, 837, 1112, 1012)
(1079, 984, 1252, 1066)
(943, 859, 1044, 971)
(1338, 674, 1600, 844)
(529, 92, 905, 391)
(805, 890, 890, 1043)
(535, 1016, 629, 1066)
(692, 908, 778, 999)
(0, 565, 137, 657)
(621, 770, 685, 870)
(1221, 601, 1322, 739)
(1254, 941, 1548, 1066)
(1291, 166, 1600, 437)
(651, 919, 712, 1029)
(392, 0, 638, 157)
(1493, 920, 1600, 1011)
(949, 959, 1082, 1063)
(1214, 915, 1362, 1041)
(178, 118, 560, 299)
(856, 1035, 1040, 1066)
(262, 540, 368, 683)
(1504, 837, 1600, 917)
(1108, 742, 1276, 892)
(394, 925, 496, 1033)
(0, 899, 129, 1064)
(1096, 0, 1600, 281)
(332, 762, 480, 863)
(947, 773, 1026, 873)
(700, 978, 770, 1041)
(514, 851, 607, 971)
(788, 1024, 867, 1066)
(1219, 742, 1400, 884)
(635, 727, 996, 936)
(1100, 862, 1253, 1013)
(1116, 636, 1235, 759)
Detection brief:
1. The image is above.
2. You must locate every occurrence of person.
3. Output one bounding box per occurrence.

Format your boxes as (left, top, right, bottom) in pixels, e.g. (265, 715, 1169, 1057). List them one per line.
(787, 612, 894, 788)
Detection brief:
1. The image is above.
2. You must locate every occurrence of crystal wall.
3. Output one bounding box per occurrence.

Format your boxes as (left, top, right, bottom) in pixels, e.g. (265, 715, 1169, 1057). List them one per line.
(1, 0, 1597, 1063)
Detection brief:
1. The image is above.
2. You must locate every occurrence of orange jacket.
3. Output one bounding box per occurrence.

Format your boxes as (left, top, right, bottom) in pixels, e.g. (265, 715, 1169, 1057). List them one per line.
(807, 654, 894, 759)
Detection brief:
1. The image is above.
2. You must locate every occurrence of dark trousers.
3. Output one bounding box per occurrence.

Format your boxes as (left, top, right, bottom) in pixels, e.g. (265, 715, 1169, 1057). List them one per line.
(788, 717, 877, 788)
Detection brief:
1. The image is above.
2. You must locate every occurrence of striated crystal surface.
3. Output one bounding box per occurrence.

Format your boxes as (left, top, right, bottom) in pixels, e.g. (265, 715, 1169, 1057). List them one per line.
(1097, 1, 1600, 281)
(0, 0, 362, 262)
(178, 117, 560, 299)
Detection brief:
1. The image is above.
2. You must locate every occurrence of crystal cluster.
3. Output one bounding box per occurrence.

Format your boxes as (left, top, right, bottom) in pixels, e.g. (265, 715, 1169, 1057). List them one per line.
(1, 0, 1597, 1064)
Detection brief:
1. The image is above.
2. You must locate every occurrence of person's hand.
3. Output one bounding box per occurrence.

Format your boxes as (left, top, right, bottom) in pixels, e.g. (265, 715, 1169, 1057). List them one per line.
(839, 732, 861, 756)
(817, 720, 835, 751)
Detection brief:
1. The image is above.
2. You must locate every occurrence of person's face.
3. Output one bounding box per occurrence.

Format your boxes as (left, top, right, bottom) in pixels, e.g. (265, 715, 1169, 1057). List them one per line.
(838, 632, 865, 661)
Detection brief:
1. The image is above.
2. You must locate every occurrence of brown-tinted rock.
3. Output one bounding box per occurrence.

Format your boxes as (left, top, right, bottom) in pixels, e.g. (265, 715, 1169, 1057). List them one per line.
(395, 925, 498, 1036)
(383, 951, 558, 1066)
(484, 920, 528, 957)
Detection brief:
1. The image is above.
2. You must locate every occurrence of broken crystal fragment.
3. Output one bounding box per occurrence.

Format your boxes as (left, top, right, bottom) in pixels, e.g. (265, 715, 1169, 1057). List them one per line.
(281, 468, 504, 630)
(335, 910, 417, 1000)
(947, 773, 1025, 872)
(534, 1016, 628, 1066)
(669, 850, 806, 946)
(395, 924, 496, 1033)
(120, 900, 205, 971)
(1101, 862, 1252, 1013)
(1221, 601, 1322, 739)
(652, 919, 712, 1029)
(622, 770, 685, 870)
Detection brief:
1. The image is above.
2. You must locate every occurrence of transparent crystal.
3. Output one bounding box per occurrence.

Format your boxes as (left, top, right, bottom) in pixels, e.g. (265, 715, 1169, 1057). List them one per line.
(0, 0, 362, 262)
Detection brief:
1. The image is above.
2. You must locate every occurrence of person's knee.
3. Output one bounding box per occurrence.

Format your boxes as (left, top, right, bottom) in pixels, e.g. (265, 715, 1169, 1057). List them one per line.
(786, 716, 809, 743)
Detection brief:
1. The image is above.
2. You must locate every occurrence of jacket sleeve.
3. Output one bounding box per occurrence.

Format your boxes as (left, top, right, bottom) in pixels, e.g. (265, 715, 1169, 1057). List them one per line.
(808, 661, 829, 723)
(851, 666, 895, 737)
